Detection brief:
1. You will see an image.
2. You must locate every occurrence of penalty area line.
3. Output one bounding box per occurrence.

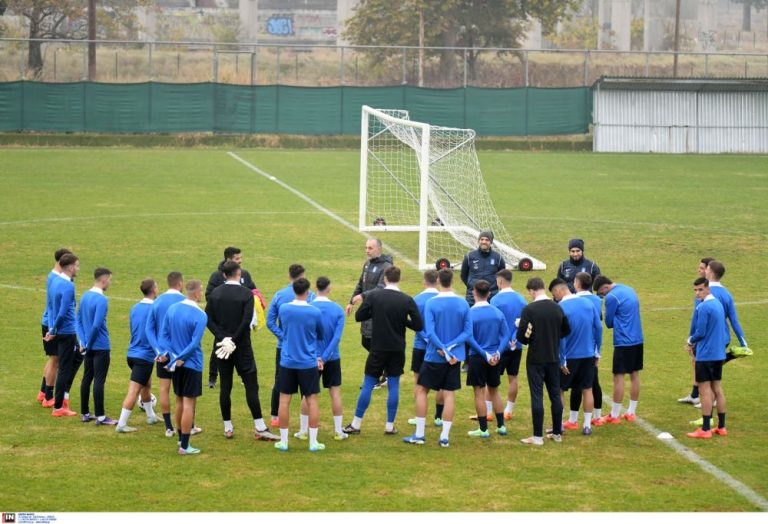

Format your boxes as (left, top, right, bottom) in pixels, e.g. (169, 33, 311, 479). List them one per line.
(226, 152, 419, 270)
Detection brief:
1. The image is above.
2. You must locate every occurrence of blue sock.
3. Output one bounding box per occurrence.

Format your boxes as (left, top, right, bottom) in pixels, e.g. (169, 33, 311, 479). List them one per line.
(163, 413, 173, 431)
(386, 375, 400, 423)
(355, 375, 378, 418)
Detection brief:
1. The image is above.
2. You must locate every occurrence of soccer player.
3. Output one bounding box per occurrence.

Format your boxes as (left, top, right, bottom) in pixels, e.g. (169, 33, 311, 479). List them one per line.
(205, 246, 262, 389)
(205, 261, 278, 441)
(593, 275, 644, 424)
(298, 276, 346, 441)
(466, 280, 510, 439)
(403, 269, 471, 448)
(572, 272, 606, 424)
(344, 266, 423, 436)
(38, 248, 72, 405)
(679, 257, 715, 406)
(267, 264, 316, 427)
(686, 278, 728, 439)
(556, 238, 601, 293)
(77, 267, 117, 425)
(116, 278, 160, 433)
(516, 277, 570, 445)
(159, 279, 207, 455)
(460, 230, 506, 306)
(274, 278, 325, 452)
(145, 271, 186, 437)
(346, 238, 393, 388)
(490, 268, 527, 421)
(407, 270, 443, 427)
(549, 279, 602, 436)
(705, 261, 749, 358)
(44, 253, 81, 417)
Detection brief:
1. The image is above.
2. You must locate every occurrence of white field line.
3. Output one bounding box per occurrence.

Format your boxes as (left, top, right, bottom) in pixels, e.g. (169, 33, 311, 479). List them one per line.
(648, 299, 768, 312)
(607, 396, 768, 511)
(226, 151, 419, 270)
(0, 283, 136, 302)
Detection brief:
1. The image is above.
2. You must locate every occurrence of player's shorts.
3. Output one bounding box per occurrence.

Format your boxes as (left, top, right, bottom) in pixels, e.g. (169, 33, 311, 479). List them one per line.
(417, 361, 461, 392)
(172, 367, 202, 398)
(498, 349, 523, 376)
(320, 359, 342, 388)
(41, 325, 57, 356)
(55, 334, 78, 359)
(361, 336, 372, 352)
(695, 360, 724, 383)
(410, 348, 426, 374)
(156, 360, 174, 379)
(613, 344, 643, 374)
(279, 366, 320, 396)
(127, 357, 154, 386)
(364, 350, 405, 378)
(466, 354, 501, 388)
(216, 344, 257, 377)
(560, 357, 596, 391)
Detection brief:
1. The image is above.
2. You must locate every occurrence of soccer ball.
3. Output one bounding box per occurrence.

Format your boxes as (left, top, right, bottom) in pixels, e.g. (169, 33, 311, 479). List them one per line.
(137, 393, 157, 411)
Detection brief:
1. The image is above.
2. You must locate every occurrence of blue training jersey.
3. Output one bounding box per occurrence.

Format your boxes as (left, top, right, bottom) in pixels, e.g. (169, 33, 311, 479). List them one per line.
(312, 297, 345, 363)
(278, 300, 324, 369)
(160, 299, 207, 372)
(710, 283, 747, 347)
(467, 302, 510, 357)
(127, 299, 155, 362)
(690, 295, 727, 362)
(145, 290, 185, 358)
(558, 295, 602, 365)
(41, 270, 58, 326)
(48, 274, 77, 336)
(267, 284, 316, 349)
(576, 291, 602, 320)
(604, 283, 643, 347)
(76, 288, 110, 350)
(490, 288, 527, 351)
(423, 292, 472, 364)
(412, 288, 439, 350)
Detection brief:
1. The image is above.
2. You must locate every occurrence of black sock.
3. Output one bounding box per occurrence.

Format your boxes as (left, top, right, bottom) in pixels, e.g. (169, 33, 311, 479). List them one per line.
(717, 412, 726, 429)
(40, 377, 46, 393)
(479, 416, 488, 432)
(691, 385, 699, 399)
(180, 433, 190, 449)
(163, 413, 173, 431)
(45, 385, 54, 400)
(496, 412, 504, 428)
(435, 403, 444, 420)
(702, 415, 712, 431)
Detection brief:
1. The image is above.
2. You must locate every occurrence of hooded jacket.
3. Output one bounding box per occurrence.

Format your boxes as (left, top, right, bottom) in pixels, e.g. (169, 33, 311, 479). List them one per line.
(460, 248, 506, 305)
(205, 260, 257, 301)
(350, 253, 393, 338)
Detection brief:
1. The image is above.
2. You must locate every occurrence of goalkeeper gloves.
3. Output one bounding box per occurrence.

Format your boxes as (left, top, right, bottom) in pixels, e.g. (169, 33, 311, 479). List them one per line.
(215, 337, 236, 359)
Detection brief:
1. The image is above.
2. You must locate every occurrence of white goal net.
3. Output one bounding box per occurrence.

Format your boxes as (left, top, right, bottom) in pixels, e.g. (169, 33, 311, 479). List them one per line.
(359, 105, 545, 271)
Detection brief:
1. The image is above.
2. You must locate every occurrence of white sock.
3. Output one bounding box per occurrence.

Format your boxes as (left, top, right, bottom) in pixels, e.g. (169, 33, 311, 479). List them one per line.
(279, 428, 288, 444)
(505, 401, 514, 413)
(594, 408, 602, 419)
(333, 415, 343, 434)
(440, 421, 452, 441)
(300, 414, 309, 433)
(584, 412, 593, 428)
(309, 427, 318, 446)
(533, 436, 544, 444)
(569, 410, 579, 424)
(144, 402, 156, 419)
(415, 417, 426, 438)
(611, 402, 622, 418)
(352, 416, 363, 430)
(118, 407, 132, 427)
(224, 420, 233, 433)
(254, 418, 267, 432)
(385, 422, 394, 432)
(485, 400, 493, 414)
(628, 400, 638, 415)
(64, 392, 70, 400)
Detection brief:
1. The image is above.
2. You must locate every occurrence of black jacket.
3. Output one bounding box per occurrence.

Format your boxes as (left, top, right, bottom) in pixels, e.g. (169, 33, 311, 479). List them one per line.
(350, 254, 393, 338)
(205, 260, 257, 301)
(205, 282, 254, 349)
(556, 257, 601, 293)
(516, 298, 570, 365)
(460, 248, 506, 305)
(355, 288, 423, 353)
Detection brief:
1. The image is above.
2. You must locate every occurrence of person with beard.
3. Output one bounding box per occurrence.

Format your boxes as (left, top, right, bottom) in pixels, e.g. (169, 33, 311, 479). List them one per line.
(460, 231, 506, 307)
(205, 246, 263, 389)
(556, 239, 601, 293)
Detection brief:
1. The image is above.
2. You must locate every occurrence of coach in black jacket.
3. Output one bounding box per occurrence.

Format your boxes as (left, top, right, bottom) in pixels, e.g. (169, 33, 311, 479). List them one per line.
(516, 277, 571, 445)
(342, 266, 423, 435)
(205, 261, 277, 440)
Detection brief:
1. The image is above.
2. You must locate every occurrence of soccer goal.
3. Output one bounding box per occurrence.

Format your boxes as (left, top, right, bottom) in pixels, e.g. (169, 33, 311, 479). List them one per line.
(359, 105, 546, 271)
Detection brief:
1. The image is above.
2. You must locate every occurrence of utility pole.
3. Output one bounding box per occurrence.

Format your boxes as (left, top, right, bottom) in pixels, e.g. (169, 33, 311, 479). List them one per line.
(418, 4, 424, 87)
(673, 0, 681, 77)
(88, 0, 96, 81)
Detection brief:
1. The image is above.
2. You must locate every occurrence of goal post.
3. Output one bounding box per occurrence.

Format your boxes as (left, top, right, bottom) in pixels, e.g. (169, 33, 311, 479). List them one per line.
(359, 105, 546, 272)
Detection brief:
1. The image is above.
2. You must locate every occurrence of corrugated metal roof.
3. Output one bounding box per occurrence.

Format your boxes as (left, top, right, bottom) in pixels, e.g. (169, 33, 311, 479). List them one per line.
(592, 76, 768, 92)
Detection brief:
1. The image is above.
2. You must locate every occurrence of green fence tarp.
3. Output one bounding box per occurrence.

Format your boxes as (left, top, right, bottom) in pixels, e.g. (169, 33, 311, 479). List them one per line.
(0, 81, 592, 136)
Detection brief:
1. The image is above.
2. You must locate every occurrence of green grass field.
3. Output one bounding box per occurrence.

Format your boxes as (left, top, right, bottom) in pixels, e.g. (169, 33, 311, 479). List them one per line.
(0, 148, 766, 512)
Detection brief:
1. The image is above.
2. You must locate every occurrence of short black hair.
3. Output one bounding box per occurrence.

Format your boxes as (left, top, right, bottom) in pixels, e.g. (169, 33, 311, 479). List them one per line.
(438, 268, 453, 288)
(423, 269, 438, 285)
(54, 248, 72, 262)
(384, 266, 401, 283)
(526, 277, 545, 291)
(140, 278, 156, 296)
(94, 267, 112, 280)
(316, 276, 331, 292)
(701, 257, 714, 266)
(292, 277, 310, 296)
(694, 277, 709, 287)
(289, 264, 305, 280)
(574, 272, 592, 291)
(496, 269, 513, 282)
(221, 260, 240, 278)
(708, 260, 725, 280)
(592, 275, 613, 292)
(548, 278, 568, 292)
(167, 271, 183, 288)
(224, 246, 241, 260)
(473, 279, 491, 298)
(59, 253, 78, 268)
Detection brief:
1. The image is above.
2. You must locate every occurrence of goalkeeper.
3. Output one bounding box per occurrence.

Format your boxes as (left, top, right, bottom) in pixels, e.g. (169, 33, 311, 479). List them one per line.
(205, 261, 278, 441)
(465, 280, 511, 439)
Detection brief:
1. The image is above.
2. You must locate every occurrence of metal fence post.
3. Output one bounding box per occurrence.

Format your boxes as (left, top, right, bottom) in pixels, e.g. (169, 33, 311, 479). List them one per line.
(645, 52, 650, 76)
(402, 47, 407, 85)
(53, 48, 57, 81)
(250, 50, 256, 86)
(213, 49, 218, 82)
(705, 53, 709, 76)
(463, 49, 468, 87)
(148, 43, 153, 81)
(114, 51, 118, 80)
(276, 46, 280, 84)
(524, 50, 529, 87)
(340, 47, 345, 86)
(583, 50, 589, 86)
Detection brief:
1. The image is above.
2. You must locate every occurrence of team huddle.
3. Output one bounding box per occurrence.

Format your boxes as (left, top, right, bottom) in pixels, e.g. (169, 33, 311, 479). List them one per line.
(36, 235, 750, 454)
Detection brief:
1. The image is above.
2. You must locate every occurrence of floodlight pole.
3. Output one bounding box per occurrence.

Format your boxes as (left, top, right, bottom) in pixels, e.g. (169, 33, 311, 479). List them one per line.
(673, 0, 681, 77)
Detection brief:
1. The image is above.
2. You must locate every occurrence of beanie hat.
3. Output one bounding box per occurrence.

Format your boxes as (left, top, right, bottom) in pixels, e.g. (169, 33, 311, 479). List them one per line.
(568, 238, 584, 251)
(479, 230, 494, 243)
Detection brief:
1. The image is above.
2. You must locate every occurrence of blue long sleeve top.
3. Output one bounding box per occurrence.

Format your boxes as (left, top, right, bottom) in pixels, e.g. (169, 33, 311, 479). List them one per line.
(689, 295, 727, 362)
(490, 288, 527, 351)
(604, 284, 643, 347)
(278, 300, 324, 369)
(76, 287, 110, 350)
(127, 299, 155, 363)
(160, 299, 207, 372)
(412, 288, 439, 350)
(48, 274, 77, 336)
(145, 289, 185, 358)
(558, 294, 602, 366)
(267, 284, 316, 349)
(312, 297, 345, 363)
(423, 292, 472, 364)
(467, 301, 510, 357)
